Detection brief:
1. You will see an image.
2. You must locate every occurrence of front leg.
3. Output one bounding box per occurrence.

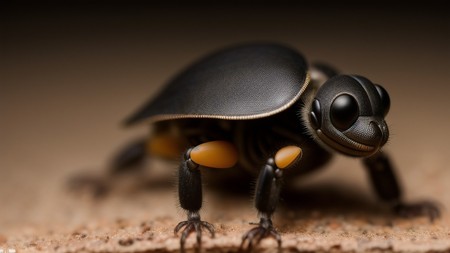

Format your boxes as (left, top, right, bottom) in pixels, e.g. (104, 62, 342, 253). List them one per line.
(175, 141, 238, 253)
(241, 146, 302, 252)
(363, 152, 440, 221)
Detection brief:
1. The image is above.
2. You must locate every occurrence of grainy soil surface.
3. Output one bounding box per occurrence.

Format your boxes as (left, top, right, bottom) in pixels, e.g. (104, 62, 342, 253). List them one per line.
(1, 158, 449, 253)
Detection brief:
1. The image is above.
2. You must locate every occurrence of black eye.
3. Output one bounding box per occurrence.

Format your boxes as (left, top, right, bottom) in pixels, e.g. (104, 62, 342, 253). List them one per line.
(331, 94, 359, 131)
(375, 84, 390, 117)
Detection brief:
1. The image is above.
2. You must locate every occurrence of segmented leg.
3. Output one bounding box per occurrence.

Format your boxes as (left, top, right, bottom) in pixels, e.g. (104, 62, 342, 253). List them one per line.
(110, 138, 148, 174)
(240, 146, 302, 252)
(67, 138, 148, 197)
(394, 201, 441, 222)
(364, 152, 440, 221)
(175, 141, 237, 252)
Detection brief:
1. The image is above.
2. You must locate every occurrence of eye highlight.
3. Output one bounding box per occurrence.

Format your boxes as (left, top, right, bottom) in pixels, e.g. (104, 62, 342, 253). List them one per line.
(375, 84, 390, 117)
(331, 94, 359, 131)
(309, 99, 322, 130)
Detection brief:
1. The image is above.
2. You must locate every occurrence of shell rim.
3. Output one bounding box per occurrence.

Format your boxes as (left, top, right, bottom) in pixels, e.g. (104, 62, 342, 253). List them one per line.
(127, 72, 311, 126)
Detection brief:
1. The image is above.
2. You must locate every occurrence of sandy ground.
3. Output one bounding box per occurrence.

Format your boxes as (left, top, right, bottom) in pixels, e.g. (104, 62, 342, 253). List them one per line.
(0, 158, 449, 253)
(1, 3, 449, 253)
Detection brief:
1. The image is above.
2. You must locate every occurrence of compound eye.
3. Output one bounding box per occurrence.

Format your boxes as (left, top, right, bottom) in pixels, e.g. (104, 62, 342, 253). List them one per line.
(375, 84, 390, 117)
(331, 94, 359, 131)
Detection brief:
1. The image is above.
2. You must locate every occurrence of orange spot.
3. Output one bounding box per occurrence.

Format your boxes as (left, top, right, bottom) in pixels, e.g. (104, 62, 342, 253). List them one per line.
(274, 146, 302, 169)
(190, 141, 238, 169)
(147, 135, 184, 160)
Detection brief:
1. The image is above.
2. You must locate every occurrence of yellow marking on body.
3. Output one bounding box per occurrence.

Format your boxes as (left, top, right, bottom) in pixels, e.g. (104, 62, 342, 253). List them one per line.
(147, 135, 184, 160)
(190, 141, 238, 169)
(274, 146, 302, 169)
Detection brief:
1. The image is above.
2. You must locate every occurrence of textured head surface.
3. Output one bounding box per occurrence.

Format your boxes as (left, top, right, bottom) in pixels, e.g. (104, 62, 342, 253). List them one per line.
(306, 75, 390, 157)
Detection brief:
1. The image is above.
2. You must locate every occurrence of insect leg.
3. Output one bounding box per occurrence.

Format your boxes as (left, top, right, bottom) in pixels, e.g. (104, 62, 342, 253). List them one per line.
(363, 152, 440, 221)
(110, 137, 148, 174)
(67, 137, 148, 197)
(175, 141, 238, 253)
(241, 146, 302, 252)
(68, 132, 185, 197)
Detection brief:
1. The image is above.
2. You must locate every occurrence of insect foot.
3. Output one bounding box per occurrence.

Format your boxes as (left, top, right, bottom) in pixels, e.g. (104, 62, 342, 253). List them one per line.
(174, 211, 215, 253)
(240, 216, 281, 253)
(393, 201, 441, 222)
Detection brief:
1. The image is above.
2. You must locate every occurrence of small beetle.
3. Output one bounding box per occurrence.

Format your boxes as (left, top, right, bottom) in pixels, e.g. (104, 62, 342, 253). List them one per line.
(108, 43, 440, 252)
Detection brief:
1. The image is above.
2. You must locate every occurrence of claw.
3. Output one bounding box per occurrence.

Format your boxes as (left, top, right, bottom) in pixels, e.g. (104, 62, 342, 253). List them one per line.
(174, 216, 215, 253)
(240, 218, 282, 253)
(201, 221, 215, 238)
(270, 229, 282, 247)
(194, 222, 202, 248)
(174, 221, 189, 235)
(394, 201, 442, 222)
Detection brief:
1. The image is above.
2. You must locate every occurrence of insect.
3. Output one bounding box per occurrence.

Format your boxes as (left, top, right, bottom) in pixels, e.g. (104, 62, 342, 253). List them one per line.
(106, 43, 440, 252)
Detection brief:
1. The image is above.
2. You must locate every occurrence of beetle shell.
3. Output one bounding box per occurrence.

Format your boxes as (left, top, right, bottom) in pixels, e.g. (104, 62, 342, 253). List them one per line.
(125, 43, 309, 125)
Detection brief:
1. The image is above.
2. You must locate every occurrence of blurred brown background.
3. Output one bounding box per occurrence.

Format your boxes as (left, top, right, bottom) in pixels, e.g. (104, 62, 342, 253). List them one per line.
(1, 1, 449, 252)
